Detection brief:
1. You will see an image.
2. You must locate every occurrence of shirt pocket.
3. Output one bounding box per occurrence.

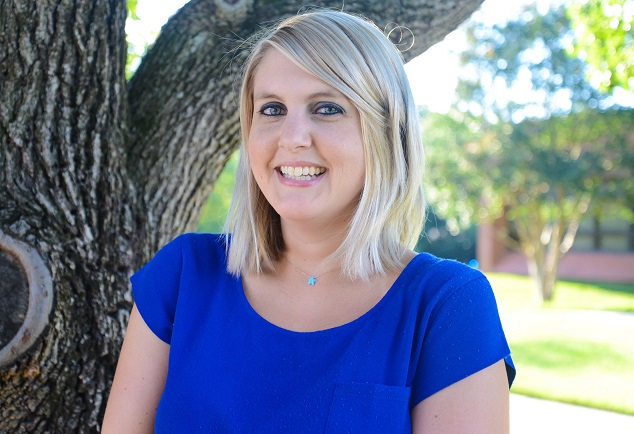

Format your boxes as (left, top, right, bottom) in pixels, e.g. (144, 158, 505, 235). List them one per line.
(325, 382, 412, 433)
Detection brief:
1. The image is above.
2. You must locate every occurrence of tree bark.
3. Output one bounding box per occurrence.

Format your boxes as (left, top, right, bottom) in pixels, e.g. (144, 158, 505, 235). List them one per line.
(1, 0, 133, 431)
(0, 0, 483, 431)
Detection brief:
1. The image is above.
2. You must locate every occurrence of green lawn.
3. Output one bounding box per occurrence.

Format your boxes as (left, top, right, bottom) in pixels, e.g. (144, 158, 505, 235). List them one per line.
(487, 273, 634, 415)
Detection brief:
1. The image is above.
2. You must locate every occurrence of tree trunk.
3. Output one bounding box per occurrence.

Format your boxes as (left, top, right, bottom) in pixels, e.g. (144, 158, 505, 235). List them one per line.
(526, 254, 547, 304)
(522, 220, 564, 304)
(0, 0, 132, 431)
(0, 0, 484, 431)
(519, 194, 590, 304)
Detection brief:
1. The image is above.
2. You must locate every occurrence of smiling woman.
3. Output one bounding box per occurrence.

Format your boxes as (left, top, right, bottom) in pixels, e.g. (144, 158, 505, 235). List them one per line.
(229, 11, 426, 280)
(103, 9, 515, 433)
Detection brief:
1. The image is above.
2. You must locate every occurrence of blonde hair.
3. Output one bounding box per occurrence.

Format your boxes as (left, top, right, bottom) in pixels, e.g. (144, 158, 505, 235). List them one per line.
(225, 10, 425, 280)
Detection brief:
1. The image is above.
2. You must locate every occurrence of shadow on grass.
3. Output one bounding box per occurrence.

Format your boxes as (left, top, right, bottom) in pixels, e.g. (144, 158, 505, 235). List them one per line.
(512, 338, 627, 371)
(558, 279, 634, 297)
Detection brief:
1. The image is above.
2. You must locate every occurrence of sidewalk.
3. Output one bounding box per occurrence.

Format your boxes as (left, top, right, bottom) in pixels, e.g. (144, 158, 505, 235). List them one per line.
(511, 394, 634, 433)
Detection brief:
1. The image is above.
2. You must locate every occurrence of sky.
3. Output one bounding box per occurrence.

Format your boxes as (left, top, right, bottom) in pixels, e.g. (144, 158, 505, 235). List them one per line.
(127, 0, 632, 113)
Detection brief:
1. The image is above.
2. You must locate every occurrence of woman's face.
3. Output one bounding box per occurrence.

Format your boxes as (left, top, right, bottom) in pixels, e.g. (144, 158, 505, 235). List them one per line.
(247, 48, 366, 228)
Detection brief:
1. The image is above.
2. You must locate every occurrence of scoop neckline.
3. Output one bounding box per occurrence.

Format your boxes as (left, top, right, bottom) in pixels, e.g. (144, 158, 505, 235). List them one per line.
(236, 253, 424, 336)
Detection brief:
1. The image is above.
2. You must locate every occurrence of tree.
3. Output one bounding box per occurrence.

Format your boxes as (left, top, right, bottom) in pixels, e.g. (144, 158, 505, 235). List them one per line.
(426, 108, 634, 303)
(0, 0, 485, 430)
(567, 0, 634, 92)
(424, 4, 634, 303)
(455, 3, 610, 124)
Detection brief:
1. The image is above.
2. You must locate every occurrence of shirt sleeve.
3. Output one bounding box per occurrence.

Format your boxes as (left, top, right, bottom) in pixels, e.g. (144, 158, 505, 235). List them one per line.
(130, 235, 184, 344)
(411, 272, 515, 406)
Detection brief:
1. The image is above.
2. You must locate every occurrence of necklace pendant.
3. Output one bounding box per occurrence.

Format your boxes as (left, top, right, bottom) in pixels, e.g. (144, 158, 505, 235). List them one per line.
(307, 276, 317, 285)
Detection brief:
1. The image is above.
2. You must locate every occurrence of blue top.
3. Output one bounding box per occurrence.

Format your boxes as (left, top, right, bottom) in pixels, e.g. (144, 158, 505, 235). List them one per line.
(132, 233, 515, 433)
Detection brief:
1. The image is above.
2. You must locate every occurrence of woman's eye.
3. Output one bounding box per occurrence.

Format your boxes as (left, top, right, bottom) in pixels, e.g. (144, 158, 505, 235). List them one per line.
(259, 104, 285, 116)
(316, 103, 344, 115)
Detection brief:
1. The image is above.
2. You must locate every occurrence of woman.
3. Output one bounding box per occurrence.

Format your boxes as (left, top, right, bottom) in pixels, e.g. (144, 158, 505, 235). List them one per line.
(103, 10, 514, 433)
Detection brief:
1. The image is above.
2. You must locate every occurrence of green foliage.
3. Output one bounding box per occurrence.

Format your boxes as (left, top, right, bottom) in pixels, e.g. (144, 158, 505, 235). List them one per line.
(456, 4, 608, 124)
(423, 110, 505, 233)
(128, 0, 139, 20)
(514, 109, 634, 219)
(427, 4, 634, 231)
(567, 0, 634, 92)
(197, 152, 239, 233)
(425, 108, 634, 233)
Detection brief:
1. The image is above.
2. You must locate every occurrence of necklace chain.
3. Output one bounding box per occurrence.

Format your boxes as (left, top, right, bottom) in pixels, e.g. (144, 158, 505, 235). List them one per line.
(286, 258, 340, 286)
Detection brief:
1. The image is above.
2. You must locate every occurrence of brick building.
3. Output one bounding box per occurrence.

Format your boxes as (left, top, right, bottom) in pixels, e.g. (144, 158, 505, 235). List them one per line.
(477, 214, 634, 284)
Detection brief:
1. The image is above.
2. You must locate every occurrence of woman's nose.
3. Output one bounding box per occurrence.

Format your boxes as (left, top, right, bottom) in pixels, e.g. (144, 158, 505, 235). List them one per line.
(278, 113, 312, 151)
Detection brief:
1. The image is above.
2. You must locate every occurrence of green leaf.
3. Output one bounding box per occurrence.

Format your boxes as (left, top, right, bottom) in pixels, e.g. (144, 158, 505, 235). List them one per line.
(128, 0, 140, 21)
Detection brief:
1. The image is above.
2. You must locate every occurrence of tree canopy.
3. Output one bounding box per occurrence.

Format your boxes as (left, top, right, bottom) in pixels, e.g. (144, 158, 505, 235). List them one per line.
(567, 0, 634, 92)
(455, 3, 612, 124)
(424, 3, 634, 302)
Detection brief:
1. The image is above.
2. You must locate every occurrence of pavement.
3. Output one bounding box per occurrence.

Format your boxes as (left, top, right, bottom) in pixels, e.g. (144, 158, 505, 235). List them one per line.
(510, 394, 634, 433)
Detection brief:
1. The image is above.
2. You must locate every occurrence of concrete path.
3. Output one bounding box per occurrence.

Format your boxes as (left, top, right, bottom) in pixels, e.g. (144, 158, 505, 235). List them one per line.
(511, 394, 634, 433)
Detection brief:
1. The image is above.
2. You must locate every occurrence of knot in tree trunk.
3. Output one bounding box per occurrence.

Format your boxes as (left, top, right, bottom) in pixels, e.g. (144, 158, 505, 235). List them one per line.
(0, 230, 53, 369)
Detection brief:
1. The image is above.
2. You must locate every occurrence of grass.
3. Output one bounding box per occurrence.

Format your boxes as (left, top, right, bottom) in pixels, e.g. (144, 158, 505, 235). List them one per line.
(486, 273, 634, 415)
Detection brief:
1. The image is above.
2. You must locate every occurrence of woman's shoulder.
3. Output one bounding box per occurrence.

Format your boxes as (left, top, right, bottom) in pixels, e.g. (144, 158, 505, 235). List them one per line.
(171, 232, 230, 270)
(406, 252, 486, 285)
(131, 233, 232, 344)
(146, 232, 230, 278)
(171, 232, 228, 256)
(397, 252, 491, 310)
(174, 232, 227, 246)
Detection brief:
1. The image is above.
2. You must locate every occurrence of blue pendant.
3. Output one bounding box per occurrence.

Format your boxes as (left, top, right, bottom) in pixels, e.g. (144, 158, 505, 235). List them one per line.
(307, 276, 317, 285)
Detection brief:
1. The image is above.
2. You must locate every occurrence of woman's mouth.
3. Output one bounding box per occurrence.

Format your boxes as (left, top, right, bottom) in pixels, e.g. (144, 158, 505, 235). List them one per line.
(278, 165, 326, 181)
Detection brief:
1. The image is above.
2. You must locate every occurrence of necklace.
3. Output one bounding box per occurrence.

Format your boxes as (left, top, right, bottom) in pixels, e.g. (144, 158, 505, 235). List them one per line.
(286, 258, 340, 286)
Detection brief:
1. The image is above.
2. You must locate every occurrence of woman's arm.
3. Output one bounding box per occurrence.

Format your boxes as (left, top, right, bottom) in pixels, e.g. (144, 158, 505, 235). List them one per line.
(411, 360, 510, 433)
(102, 304, 169, 433)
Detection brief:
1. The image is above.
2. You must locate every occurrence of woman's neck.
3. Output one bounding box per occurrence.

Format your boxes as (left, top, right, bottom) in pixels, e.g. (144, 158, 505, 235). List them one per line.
(280, 220, 346, 271)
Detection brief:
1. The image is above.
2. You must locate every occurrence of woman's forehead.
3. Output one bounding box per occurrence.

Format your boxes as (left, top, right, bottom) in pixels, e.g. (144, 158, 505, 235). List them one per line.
(251, 49, 345, 99)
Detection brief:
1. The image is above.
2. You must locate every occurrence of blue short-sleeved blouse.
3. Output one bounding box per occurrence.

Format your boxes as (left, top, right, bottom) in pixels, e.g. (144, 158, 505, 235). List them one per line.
(131, 233, 515, 433)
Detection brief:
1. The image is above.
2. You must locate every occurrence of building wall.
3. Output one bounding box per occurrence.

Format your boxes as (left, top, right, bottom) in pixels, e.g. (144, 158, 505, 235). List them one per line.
(477, 216, 634, 284)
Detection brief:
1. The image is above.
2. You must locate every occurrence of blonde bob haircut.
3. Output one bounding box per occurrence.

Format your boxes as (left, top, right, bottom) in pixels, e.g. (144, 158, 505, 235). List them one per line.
(225, 9, 425, 280)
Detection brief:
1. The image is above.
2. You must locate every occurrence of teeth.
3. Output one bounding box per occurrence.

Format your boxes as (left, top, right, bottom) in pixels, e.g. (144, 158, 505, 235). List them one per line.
(280, 166, 325, 180)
